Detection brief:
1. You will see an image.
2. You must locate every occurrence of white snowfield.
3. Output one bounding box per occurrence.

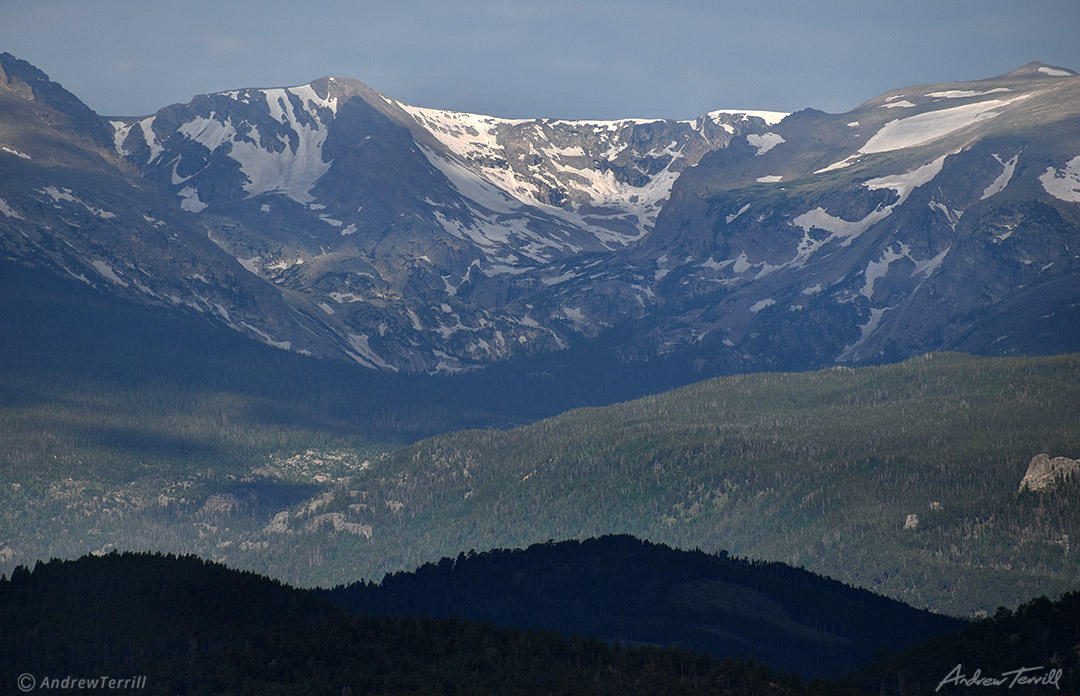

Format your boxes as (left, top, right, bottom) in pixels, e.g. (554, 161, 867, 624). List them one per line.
(859, 242, 948, 301)
(1040, 155, 1080, 203)
(178, 186, 207, 213)
(706, 109, 788, 126)
(982, 153, 1019, 200)
(0, 197, 23, 219)
(859, 96, 1028, 154)
(2, 145, 30, 159)
(926, 88, 1011, 99)
(746, 132, 785, 156)
(40, 186, 117, 219)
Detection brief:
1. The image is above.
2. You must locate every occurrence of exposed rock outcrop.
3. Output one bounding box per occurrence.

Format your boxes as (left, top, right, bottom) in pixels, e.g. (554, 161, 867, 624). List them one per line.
(309, 512, 373, 537)
(1018, 454, 1080, 492)
(199, 493, 242, 515)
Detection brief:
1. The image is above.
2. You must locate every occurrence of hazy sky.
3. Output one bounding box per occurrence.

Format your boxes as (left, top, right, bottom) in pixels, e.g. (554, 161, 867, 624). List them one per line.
(3, 0, 1079, 120)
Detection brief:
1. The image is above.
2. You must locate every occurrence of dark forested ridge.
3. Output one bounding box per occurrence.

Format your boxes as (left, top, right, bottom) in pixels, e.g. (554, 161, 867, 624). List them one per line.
(321, 535, 964, 678)
(3, 548, 1075, 695)
(0, 551, 860, 696)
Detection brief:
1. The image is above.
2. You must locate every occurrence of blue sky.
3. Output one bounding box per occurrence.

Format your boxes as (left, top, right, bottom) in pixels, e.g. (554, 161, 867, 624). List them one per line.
(3, 0, 1079, 119)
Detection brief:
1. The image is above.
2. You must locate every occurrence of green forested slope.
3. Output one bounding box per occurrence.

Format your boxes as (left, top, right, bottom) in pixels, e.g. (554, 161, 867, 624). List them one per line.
(321, 353, 1080, 615)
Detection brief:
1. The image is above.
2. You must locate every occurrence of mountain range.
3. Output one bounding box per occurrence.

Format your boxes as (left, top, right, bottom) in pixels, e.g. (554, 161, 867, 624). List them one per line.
(3, 53, 1078, 377)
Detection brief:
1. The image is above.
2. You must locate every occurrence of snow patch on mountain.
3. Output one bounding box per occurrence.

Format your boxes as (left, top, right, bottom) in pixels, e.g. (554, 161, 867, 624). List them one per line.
(841, 306, 891, 360)
(542, 269, 580, 286)
(792, 206, 892, 253)
(399, 103, 676, 238)
(0, 197, 23, 219)
(815, 155, 860, 174)
(177, 113, 237, 151)
(397, 105, 525, 162)
(982, 153, 1019, 199)
(746, 132, 785, 155)
(40, 186, 117, 219)
(793, 155, 947, 264)
(178, 186, 208, 212)
(864, 154, 949, 200)
(346, 333, 396, 371)
(1039, 155, 1080, 203)
(859, 97, 1026, 154)
(395, 101, 786, 245)
(749, 298, 775, 313)
(137, 116, 163, 162)
(561, 305, 588, 327)
(912, 246, 950, 277)
(144, 85, 340, 209)
(183, 88, 335, 204)
(858, 241, 948, 301)
(242, 322, 292, 351)
(706, 109, 788, 126)
(423, 145, 523, 215)
(927, 88, 1011, 99)
(731, 252, 752, 274)
(861, 244, 910, 298)
(90, 260, 128, 287)
(726, 203, 751, 223)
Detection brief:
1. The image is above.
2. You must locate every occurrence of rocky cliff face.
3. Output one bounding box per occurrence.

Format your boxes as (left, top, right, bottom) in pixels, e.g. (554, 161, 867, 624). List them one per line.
(1019, 453, 1080, 492)
(3, 53, 1079, 376)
